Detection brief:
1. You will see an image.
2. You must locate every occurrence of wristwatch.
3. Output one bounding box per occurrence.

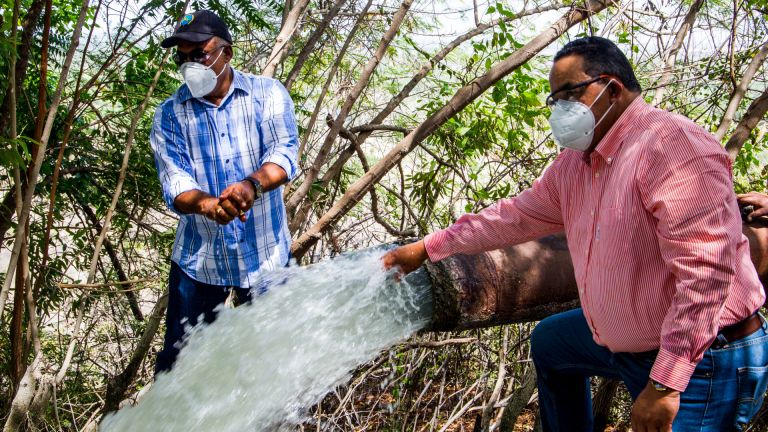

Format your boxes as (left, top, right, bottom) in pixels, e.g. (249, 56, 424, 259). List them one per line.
(243, 176, 264, 199)
(650, 379, 670, 392)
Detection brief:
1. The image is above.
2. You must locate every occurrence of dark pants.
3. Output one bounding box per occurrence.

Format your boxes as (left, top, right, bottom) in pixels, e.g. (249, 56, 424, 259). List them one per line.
(155, 262, 253, 375)
(531, 308, 768, 431)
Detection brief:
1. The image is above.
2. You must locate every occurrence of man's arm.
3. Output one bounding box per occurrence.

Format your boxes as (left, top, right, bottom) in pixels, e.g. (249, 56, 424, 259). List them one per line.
(383, 153, 567, 273)
(218, 162, 288, 218)
(150, 104, 209, 216)
(218, 78, 298, 216)
(631, 127, 742, 430)
(638, 128, 739, 393)
(173, 190, 239, 224)
(149, 104, 240, 225)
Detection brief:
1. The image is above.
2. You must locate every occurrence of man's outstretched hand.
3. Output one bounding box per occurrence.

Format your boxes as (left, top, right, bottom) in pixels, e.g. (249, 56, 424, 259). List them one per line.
(381, 240, 429, 275)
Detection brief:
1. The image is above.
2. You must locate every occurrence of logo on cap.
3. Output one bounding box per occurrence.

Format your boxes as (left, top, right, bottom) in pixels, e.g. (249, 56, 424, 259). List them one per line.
(181, 13, 194, 26)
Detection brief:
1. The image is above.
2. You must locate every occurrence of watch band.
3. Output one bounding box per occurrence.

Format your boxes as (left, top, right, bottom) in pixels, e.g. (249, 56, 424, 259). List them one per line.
(650, 379, 669, 392)
(243, 176, 263, 199)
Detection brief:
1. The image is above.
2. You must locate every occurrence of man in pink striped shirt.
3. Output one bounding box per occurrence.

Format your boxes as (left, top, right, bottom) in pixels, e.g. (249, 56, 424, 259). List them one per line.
(383, 37, 767, 431)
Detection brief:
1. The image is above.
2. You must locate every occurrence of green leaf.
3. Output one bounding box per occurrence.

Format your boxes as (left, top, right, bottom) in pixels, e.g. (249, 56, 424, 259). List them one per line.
(492, 84, 505, 103)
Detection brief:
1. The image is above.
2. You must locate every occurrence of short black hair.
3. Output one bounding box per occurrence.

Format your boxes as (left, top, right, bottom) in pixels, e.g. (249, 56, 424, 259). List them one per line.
(554, 36, 642, 92)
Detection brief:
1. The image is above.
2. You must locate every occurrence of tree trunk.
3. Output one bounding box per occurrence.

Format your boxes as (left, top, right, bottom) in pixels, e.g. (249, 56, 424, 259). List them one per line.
(3, 352, 52, 432)
(290, 0, 618, 260)
(6, 0, 24, 395)
(498, 366, 537, 432)
(0, 0, 46, 136)
(9, 233, 28, 394)
(592, 378, 621, 431)
(0, 189, 16, 244)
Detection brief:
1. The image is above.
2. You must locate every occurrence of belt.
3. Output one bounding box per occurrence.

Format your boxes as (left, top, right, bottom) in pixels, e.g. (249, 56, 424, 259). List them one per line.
(717, 313, 763, 344)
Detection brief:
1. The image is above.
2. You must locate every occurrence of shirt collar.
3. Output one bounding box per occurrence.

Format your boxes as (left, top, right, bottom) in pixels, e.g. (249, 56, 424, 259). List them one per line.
(593, 96, 649, 163)
(177, 67, 250, 103)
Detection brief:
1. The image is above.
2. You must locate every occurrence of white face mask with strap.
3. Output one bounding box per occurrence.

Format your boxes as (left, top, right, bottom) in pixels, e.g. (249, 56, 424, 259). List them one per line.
(547, 79, 616, 152)
(179, 47, 227, 98)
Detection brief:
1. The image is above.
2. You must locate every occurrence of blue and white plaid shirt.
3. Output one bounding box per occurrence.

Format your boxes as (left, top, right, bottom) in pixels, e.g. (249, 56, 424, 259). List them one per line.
(150, 68, 298, 288)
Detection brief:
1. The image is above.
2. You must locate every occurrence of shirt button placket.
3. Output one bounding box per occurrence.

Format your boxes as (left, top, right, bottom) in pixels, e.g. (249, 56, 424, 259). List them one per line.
(219, 111, 233, 182)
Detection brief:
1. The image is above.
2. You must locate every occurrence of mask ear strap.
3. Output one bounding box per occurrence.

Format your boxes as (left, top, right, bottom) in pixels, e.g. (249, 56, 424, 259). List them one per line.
(588, 78, 615, 108)
(593, 79, 617, 128)
(208, 47, 225, 70)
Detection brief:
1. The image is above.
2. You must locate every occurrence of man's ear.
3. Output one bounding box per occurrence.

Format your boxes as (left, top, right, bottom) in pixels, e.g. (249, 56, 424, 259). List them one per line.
(223, 45, 234, 62)
(606, 79, 624, 101)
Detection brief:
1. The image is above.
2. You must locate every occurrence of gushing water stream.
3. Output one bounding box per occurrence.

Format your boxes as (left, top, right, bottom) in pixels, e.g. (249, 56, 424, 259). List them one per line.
(101, 248, 433, 431)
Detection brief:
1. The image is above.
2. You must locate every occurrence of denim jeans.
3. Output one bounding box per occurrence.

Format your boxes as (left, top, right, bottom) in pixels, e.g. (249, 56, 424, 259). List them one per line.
(154, 262, 254, 375)
(531, 308, 768, 431)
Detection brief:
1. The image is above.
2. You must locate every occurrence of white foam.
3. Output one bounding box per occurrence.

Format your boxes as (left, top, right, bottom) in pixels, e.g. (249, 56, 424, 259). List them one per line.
(101, 248, 433, 431)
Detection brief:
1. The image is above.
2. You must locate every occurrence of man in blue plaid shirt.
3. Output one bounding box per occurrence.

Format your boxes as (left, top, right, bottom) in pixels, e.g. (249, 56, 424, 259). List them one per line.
(150, 10, 298, 374)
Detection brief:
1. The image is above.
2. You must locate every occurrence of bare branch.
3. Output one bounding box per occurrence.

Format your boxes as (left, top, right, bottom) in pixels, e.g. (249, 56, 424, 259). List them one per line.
(286, 0, 415, 215)
(284, 0, 348, 90)
(261, 0, 312, 77)
(715, 40, 768, 140)
(102, 294, 168, 416)
(725, 86, 768, 161)
(650, 0, 705, 107)
(291, 0, 617, 259)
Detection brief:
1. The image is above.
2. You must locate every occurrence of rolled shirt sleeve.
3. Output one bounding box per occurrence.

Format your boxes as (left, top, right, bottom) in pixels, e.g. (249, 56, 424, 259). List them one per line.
(149, 101, 201, 214)
(424, 154, 565, 262)
(259, 79, 299, 180)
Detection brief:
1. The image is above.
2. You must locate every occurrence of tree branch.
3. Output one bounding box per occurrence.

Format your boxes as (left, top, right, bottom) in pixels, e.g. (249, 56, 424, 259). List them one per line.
(284, 0, 348, 91)
(725, 86, 768, 161)
(286, 0, 414, 214)
(76, 198, 144, 321)
(291, 0, 617, 259)
(650, 0, 705, 107)
(714, 40, 768, 140)
(101, 293, 168, 416)
(261, 0, 311, 77)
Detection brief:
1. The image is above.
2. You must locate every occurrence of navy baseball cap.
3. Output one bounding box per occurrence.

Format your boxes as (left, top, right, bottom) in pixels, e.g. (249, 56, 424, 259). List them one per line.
(161, 10, 233, 48)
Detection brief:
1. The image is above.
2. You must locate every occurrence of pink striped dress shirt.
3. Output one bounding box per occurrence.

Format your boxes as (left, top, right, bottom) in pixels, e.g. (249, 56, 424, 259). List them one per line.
(424, 97, 765, 391)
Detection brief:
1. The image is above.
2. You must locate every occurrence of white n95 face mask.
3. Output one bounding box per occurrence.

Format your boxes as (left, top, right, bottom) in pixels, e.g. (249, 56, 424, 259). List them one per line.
(547, 79, 615, 152)
(179, 48, 226, 98)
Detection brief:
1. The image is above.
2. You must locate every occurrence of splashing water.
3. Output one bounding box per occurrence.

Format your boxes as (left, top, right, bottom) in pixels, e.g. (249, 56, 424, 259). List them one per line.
(101, 248, 433, 431)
